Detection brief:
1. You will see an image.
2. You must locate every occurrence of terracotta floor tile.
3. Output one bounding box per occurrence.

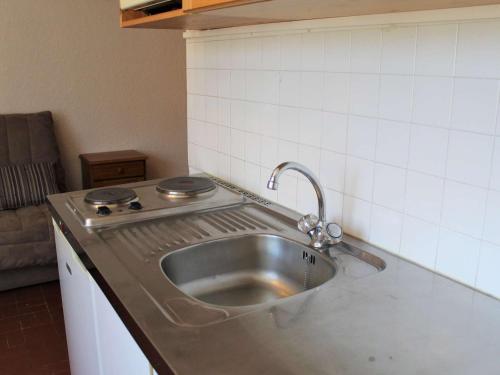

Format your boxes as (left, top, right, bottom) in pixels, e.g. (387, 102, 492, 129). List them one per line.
(0, 345, 30, 361)
(15, 284, 43, 300)
(0, 282, 70, 374)
(19, 310, 53, 329)
(0, 289, 17, 307)
(23, 325, 58, 347)
(41, 282, 61, 297)
(45, 295, 63, 308)
(45, 359, 70, 371)
(0, 316, 21, 334)
(5, 331, 25, 348)
(48, 305, 64, 319)
(0, 303, 18, 319)
(0, 333, 8, 350)
(16, 287, 45, 307)
(16, 302, 48, 316)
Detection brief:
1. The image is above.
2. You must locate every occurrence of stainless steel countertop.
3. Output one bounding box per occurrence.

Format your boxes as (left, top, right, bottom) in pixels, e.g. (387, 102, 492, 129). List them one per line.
(48, 179, 500, 375)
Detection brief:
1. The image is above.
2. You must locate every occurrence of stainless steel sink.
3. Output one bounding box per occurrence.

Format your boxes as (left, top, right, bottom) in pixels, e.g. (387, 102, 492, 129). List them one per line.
(98, 201, 385, 324)
(161, 234, 337, 307)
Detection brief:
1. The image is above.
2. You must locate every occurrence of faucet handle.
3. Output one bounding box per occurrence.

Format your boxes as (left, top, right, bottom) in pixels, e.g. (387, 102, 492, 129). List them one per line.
(326, 222, 343, 241)
(298, 214, 319, 234)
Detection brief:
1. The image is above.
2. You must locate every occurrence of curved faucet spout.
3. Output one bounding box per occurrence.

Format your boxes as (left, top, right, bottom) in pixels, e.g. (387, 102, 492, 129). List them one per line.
(267, 162, 325, 224)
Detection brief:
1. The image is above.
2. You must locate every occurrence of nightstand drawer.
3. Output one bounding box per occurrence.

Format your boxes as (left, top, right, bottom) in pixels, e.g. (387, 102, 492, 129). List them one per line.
(90, 161, 145, 181)
(92, 177, 145, 188)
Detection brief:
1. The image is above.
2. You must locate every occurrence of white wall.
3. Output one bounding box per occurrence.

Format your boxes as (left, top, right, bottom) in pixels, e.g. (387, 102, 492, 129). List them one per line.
(185, 6, 500, 298)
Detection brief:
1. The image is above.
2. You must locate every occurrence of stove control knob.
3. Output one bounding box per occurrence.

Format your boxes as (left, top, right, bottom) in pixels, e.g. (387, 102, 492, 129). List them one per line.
(96, 206, 112, 216)
(128, 201, 143, 210)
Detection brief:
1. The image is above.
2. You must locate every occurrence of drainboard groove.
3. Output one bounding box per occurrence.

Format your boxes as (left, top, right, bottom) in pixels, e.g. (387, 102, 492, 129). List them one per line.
(171, 220, 200, 242)
(174, 219, 204, 240)
(237, 211, 276, 230)
(120, 229, 152, 257)
(220, 211, 256, 230)
(151, 223, 182, 245)
(141, 225, 172, 249)
(182, 218, 210, 237)
(200, 215, 228, 233)
(205, 214, 238, 232)
(216, 212, 246, 231)
(114, 231, 145, 261)
(157, 222, 187, 245)
(148, 223, 178, 247)
(131, 227, 160, 254)
(224, 211, 259, 230)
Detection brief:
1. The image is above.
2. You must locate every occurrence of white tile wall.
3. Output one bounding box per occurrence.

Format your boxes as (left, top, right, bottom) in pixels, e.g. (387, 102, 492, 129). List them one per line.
(186, 17, 500, 299)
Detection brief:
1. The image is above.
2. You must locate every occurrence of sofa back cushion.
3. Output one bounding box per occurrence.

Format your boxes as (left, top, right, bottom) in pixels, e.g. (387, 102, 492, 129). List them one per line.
(0, 111, 66, 192)
(0, 162, 59, 210)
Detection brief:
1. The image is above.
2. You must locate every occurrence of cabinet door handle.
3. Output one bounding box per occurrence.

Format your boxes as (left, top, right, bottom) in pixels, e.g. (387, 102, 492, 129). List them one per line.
(66, 262, 72, 275)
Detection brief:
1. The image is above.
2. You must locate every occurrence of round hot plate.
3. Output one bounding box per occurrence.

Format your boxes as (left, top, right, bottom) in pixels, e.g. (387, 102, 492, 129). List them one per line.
(156, 176, 216, 198)
(84, 187, 137, 206)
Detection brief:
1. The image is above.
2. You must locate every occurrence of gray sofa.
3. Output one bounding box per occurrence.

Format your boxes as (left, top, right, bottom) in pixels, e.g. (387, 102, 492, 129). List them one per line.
(0, 111, 66, 291)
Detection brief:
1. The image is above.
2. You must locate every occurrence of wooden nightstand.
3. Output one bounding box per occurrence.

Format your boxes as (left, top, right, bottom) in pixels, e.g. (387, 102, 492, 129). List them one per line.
(80, 150, 147, 189)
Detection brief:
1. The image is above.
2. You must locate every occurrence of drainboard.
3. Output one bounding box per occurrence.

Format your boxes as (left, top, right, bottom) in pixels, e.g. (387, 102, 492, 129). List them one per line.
(98, 204, 284, 261)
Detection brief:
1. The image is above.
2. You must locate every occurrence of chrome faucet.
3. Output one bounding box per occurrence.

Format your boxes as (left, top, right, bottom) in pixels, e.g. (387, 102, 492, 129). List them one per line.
(267, 162, 343, 250)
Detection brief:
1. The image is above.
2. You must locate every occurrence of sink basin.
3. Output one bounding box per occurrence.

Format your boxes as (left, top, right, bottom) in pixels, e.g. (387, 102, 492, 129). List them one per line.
(161, 234, 336, 307)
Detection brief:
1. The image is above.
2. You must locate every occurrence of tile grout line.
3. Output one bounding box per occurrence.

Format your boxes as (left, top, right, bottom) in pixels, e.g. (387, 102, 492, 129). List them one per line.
(399, 24, 420, 256)
(365, 26, 383, 242)
(474, 77, 500, 287)
(434, 22, 460, 272)
(340, 29, 353, 231)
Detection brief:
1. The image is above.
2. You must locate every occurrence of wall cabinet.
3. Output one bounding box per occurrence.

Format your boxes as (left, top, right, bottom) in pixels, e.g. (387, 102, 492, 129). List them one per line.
(120, 0, 500, 30)
(54, 223, 155, 375)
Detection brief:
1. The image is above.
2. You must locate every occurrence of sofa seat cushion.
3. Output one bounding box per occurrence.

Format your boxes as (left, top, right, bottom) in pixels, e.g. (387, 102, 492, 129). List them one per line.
(0, 204, 55, 270)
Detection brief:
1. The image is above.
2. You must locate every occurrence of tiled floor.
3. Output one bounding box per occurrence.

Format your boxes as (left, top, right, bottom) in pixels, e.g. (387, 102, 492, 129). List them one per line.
(0, 282, 70, 375)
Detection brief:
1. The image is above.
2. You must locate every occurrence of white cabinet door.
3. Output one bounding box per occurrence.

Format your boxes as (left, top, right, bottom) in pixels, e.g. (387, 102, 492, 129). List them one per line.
(55, 221, 153, 375)
(92, 280, 151, 375)
(55, 224, 101, 375)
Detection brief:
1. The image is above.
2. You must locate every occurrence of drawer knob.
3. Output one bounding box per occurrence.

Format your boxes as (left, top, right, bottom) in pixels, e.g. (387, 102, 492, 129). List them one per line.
(117, 167, 124, 174)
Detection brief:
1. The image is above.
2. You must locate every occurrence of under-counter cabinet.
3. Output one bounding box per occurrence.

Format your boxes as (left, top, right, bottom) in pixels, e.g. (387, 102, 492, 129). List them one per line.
(54, 223, 156, 375)
(55, 223, 101, 375)
(93, 284, 151, 375)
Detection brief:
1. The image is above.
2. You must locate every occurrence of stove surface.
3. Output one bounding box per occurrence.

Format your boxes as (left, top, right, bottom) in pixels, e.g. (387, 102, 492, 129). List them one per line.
(66, 176, 244, 228)
(84, 187, 138, 206)
(156, 176, 216, 197)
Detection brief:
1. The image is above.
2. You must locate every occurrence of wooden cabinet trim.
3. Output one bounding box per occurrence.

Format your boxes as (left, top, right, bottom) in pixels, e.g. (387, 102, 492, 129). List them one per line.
(121, 0, 500, 30)
(183, 0, 266, 12)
